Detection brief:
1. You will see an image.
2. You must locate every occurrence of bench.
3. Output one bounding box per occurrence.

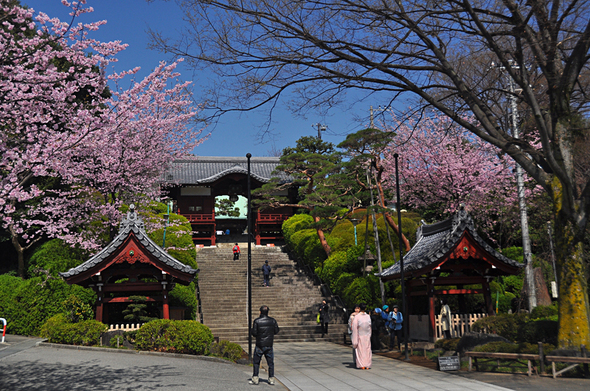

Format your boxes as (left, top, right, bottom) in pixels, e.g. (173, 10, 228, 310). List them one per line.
(546, 355, 590, 379)
(464, 351, 540, 376)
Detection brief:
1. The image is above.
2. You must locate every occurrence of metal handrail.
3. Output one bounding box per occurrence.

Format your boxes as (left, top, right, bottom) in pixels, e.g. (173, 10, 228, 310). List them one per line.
(195, 278, 203, 323)
(288, 250, 349, 322)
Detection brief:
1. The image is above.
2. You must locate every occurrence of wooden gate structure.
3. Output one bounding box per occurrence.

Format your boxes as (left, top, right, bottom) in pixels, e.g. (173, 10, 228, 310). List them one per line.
(378, 206, 523, 342)
(162, 156, 295, 245)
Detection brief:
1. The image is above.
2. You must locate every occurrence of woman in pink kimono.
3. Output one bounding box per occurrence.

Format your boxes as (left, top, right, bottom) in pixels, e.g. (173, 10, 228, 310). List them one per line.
(351, 303, 372, 369)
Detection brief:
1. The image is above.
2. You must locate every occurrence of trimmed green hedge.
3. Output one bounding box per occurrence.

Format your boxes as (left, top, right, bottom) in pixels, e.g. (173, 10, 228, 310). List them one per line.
(28, 239, 88, 277)
(472, 308, 558, 345)
(209, 340, 243, 362)
(40, 313, 106, 346)
(135, 319, 213, 355)
(0, 274, 96, 336)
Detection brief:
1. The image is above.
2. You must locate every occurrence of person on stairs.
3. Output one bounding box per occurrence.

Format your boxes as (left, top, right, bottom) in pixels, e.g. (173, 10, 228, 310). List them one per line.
(318, 299, 331, 337)
(262, 260, 271, 287)
(233, 243, 240, 261)
(249, 305, 280, 386)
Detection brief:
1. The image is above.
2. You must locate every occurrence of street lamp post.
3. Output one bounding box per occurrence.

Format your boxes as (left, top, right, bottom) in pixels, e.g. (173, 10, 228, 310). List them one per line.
(394, 153, 409, 360)
(246, 153, 252, 359)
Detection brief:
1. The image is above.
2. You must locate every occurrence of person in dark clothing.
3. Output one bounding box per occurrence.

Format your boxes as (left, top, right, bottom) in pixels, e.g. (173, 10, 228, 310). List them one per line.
(370, 308, 383, 351)
(233, 243, 240, 260)
(262, 260, 271, 287)
(250, 305, 280, 386)
(319, 300, 330, 337)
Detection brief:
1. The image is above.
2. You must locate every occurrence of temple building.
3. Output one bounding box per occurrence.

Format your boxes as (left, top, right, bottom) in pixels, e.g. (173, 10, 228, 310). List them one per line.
(60, 204, 198, 324)
(162, 156, 296, 245)
(377, 207, 523, 341)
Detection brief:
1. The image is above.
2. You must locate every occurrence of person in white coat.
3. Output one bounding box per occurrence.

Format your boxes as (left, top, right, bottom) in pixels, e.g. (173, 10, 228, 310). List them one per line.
(440, 299, 452, 339)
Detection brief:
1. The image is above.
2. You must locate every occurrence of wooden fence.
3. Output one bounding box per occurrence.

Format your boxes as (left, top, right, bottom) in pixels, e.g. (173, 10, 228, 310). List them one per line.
(108, 323, 143, 332)
(410, 313, 488, 341)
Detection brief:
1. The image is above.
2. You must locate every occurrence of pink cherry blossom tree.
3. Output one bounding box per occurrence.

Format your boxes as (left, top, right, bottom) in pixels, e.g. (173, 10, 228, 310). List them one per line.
(383, 113, 532, 241)
(0, 2, 205, 276)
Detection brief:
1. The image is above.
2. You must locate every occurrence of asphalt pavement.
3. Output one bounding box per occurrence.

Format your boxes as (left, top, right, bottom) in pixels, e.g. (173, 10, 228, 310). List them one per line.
(1, 335, 589, 391)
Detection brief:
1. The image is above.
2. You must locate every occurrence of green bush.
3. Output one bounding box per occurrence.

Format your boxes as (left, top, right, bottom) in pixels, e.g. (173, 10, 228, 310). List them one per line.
(135, 319, 213, 355)
(110, 335, 126, 348)
(471, 313, 529, 341)
(474, 341, 555, 354)
(342, 277, 376, 307)
(0, 274, 96, 336)
(169, 282, 198, 320)
(28, 239, 88, 277)
(517, 319, 558, 345)
(209, 340, 243, 362)
(530, 304, 558, 320)
(40, 314, 106, 346)
(63, 295, 94, 323)
(289, 228, 326, 269)
(282, 214, 314, 244)
(434, 338, 460, 351)
(147, 213, 197, 269)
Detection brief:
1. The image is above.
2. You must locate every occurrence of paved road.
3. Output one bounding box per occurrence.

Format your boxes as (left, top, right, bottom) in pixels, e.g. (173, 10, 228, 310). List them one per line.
(1, 335, 279, 391)
(2, 335, 589, 391)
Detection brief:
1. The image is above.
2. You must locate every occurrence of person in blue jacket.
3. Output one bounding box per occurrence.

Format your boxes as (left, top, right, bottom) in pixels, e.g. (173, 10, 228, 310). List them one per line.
(381, 305, 390, 334)
(388, 305, 403, 350)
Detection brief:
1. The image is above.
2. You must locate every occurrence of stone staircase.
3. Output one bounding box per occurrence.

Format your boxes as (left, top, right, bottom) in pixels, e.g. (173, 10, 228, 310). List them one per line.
(195, 244, 347, 343)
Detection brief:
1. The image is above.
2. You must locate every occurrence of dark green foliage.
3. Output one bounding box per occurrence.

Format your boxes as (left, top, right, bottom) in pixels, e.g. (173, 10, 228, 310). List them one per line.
(215, 197, 241, 217)
(122, 296, 158, 323)
(518, 320, 558, 345)
(109, 335, 126, 348)
(283, 214, 314, 244)
(28, 239, 89, 277)
(472, 313, 529, 341)
(317, 252, 348, 290)
(434, 338, 460, 351)
(472, 312, 557, 345)
(473, 341, 555, 354)
(530, 304, 558, 320)
(169, 282, 198, 320)
(147, 213, 197, 269)
(63, 295, 94, 323)
(289, 228, 326, 269)
(342, 277, 375, 307)
(209, 340, 244, 362)
(40, 314, 106, 346)
(0, 274, 95, 336)
(134, 319, 213, 355)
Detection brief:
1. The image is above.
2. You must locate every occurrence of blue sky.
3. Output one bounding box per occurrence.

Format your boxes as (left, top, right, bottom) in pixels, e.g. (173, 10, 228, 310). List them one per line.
(23, 0, 386, 157)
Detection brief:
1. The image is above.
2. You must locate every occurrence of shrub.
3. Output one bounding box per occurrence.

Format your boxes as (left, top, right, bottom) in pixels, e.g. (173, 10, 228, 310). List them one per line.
(40, 314, 106, 346)
(110, 335, 126, 348)
(474, 341, 555, 354)
(147, 213, 198, 270)
(317, 251, 347, 288)
(434, 338, 460, 351)
(209, 340, 243, 362)
(517, 319, 558, 345)
(342, 277, 375, 307)
(530, 304, 558, 320)
(135, 319, 213, 355)
(28, 239, 88, 277)
(472, 313, 529, 341)
(169, 282, 198, 320)
(282, 214, 314, 244)
(63, 295, 94, 323)
(0, 274, 95, 336)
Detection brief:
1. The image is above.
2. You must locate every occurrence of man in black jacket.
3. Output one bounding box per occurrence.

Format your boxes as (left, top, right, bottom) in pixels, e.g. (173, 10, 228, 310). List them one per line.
(249, 305, 280, 386)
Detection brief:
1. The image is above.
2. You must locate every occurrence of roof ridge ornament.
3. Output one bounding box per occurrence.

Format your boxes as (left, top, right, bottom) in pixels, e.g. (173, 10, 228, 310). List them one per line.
(120, 203, 145, 231)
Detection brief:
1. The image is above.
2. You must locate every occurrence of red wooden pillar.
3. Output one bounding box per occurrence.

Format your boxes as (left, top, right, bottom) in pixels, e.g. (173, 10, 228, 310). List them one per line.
(95, 285, 104, 322)
(427, 280, 436, 342)
(162, 281, 170, 319)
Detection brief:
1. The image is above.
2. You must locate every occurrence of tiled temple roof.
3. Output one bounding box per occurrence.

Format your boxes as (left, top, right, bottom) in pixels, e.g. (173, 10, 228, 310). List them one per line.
(60, 204, 197, 279)
(377, 207, 522, 279)
(161, 156, 289, 185)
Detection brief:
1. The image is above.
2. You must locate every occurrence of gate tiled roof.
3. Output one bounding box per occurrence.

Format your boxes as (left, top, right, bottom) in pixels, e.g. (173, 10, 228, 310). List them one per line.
(162, 156, 288, 184)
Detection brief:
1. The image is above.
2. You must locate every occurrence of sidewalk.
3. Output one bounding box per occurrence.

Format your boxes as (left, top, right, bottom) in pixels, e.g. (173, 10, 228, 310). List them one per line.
(272, 342, 512, 391)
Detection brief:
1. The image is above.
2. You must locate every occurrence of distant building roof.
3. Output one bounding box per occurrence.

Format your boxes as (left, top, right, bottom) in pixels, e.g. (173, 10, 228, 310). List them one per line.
(162, 156, 288, 185)
(377, 207, 522, 280)
(60, 204, 197, 280)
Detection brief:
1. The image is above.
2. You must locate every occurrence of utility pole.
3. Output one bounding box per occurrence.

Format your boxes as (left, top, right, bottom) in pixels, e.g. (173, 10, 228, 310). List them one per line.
(312, 123, 326, 139)
(500, 60, 537, 310)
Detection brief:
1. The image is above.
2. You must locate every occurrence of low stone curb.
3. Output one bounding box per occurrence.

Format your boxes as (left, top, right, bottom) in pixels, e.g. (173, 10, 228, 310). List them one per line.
(38, 342, 242, 365)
